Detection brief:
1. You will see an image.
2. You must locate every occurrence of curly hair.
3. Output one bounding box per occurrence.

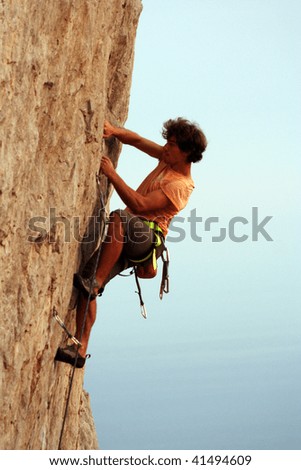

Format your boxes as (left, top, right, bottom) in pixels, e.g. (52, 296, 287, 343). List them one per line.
(162, 117, 207, 163)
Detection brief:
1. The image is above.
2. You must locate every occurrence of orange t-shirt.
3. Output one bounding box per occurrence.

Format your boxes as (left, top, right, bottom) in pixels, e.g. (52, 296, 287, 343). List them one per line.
(126, 160, 195, 237)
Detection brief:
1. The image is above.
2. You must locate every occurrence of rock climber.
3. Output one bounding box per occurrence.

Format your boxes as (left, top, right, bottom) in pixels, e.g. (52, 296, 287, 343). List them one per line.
(55, 117, 207, 368)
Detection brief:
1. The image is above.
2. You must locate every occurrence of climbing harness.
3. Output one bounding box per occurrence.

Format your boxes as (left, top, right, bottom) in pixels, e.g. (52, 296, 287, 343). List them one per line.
(121, 219, 170, 319)
(129, 221, 162, 274)
(56, 168, 107, 450)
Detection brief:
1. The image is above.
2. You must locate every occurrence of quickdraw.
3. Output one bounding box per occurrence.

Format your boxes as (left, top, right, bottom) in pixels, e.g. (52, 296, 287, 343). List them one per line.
(53, 307, 82, 347)
(159, 246, 170, 299)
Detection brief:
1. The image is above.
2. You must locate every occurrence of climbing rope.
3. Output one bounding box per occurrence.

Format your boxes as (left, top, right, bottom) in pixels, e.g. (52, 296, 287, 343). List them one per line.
(57, 171, 107, 450)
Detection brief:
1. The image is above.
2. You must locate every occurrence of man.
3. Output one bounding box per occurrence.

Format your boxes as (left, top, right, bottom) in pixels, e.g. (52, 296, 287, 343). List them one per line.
(55, 117, 207, 367)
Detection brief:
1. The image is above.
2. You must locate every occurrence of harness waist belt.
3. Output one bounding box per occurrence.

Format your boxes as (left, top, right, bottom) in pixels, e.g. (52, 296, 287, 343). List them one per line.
(143, 220, 164, 235)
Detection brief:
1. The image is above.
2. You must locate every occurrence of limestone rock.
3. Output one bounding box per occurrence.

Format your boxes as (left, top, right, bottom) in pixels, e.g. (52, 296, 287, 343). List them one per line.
(0, 0, 142, 449)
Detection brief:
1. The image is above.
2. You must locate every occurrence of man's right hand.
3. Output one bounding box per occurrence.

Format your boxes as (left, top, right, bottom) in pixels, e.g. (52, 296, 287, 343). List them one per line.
(103, 120, 116, 139)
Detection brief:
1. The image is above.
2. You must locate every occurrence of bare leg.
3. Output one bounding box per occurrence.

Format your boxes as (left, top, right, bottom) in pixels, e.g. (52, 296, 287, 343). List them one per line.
(75, 294, 97, 356)
(75, 212, 124, 355)
(94, 211, 125, 287)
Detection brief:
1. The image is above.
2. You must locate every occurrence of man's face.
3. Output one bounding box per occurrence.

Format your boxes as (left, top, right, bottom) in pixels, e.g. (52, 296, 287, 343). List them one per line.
(162, 137, 188, 164)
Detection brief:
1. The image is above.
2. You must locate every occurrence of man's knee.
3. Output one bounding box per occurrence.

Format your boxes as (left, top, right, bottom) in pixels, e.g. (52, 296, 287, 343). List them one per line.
(109, 210, 121, 224)
(106, 210, 125, 241)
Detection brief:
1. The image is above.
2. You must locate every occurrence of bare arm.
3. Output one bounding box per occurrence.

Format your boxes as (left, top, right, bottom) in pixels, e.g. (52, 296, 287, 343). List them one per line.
(100, 156, 171, 213)
(103, 120, 164, 160)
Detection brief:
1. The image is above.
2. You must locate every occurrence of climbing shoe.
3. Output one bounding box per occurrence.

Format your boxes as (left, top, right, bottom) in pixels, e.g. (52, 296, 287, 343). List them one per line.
(54, 344, 88, 369)
(73, 273, 103, 299)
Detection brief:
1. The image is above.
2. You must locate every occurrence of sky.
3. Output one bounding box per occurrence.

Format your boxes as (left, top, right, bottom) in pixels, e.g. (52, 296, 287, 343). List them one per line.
(85, 0, 301, 450)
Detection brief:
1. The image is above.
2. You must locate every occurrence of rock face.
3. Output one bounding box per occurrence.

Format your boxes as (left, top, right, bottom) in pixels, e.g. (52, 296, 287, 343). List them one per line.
(0, 0, 142, 450)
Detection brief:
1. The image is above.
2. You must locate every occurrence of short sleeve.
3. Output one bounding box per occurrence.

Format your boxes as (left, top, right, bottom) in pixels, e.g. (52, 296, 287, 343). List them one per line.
(160, 179, 194, 212)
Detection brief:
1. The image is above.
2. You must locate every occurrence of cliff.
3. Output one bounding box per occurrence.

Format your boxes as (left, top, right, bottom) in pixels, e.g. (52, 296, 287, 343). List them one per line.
(0, 0, 142, 450)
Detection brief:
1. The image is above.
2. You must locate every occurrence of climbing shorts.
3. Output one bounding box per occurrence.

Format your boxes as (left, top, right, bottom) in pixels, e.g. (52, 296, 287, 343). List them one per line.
(82, 209, 164, 286)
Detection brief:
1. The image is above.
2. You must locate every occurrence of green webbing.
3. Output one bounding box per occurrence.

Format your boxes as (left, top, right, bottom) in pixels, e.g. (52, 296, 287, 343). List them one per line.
(128, 232, 162, 264)
(143, 220, 163, 234)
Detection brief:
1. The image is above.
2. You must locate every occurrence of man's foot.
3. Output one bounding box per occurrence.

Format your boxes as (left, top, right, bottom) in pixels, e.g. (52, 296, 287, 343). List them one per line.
(54, 344, 87, 368)
(73, 273, 104, 299)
